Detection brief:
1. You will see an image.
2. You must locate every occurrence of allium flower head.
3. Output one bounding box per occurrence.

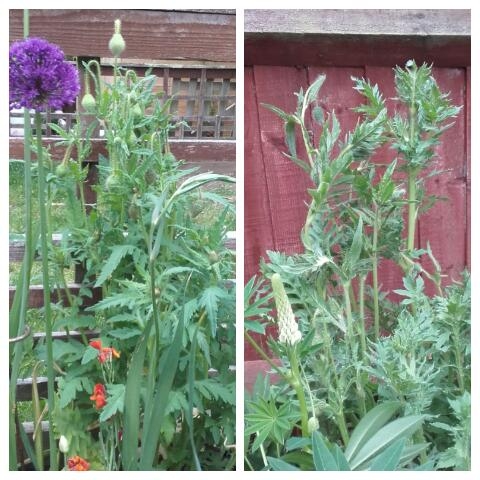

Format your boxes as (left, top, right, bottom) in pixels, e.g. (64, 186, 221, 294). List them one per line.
(9, 37, 80, 111)
(271, 273, 302, 345)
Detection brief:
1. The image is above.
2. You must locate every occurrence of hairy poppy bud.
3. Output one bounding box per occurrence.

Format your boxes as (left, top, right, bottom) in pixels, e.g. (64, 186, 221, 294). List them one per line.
(81, 93, 96, 113)
(109, 19, 126, 58)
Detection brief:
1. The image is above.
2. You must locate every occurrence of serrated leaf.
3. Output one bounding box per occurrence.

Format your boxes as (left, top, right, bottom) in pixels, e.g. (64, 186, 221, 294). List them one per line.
(199, 286, 228, 337)
(94, 244, 137, 287)
(81, 346, 99, 365)
(99, 384, 125, 422)
(107, 327, 142, 340)
(58, 377, 83, 408)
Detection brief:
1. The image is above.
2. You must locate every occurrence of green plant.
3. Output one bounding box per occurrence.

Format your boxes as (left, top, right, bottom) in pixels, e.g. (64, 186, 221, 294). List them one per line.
(10, 17, 236, 471)
(244, 61, 469, 471)
(266, 402, 429, 471)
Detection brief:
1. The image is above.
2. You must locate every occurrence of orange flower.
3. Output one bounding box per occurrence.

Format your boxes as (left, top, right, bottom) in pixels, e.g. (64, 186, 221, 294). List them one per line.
(89, 340, 120, 363)
(90, 383, 107, 409)
(98, 346, 121, 364)
(67, 455, 90, 471)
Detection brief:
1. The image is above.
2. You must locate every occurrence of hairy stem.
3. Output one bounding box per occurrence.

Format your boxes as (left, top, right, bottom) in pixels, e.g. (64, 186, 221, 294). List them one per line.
(358, 275, 367, 361)
(372, 204, 380, 341)
(407, 168, 417, 253)
(288, 348, 309, 437)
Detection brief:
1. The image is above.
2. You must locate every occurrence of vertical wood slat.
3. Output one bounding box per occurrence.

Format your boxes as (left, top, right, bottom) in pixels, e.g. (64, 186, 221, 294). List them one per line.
(465, 67, 471, 271)
(196, 69, 207, 139)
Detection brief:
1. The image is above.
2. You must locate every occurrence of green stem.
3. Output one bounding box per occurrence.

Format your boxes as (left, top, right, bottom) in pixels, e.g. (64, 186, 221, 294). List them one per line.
(244, 331, 288, 381)
(372, 205, 380, 341)
(407, 168, 417, 253)
(358, 275, 367, 361)
(336, 410, 350, 446)
(288, 348, 309, 437)
(342, 281, 354, 357)
(35, 111, 57, 470)
(452, 330, 465, 393)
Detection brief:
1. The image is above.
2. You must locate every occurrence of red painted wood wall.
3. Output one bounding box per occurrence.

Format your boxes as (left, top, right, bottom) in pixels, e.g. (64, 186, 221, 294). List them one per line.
(244, 26, 471, 362)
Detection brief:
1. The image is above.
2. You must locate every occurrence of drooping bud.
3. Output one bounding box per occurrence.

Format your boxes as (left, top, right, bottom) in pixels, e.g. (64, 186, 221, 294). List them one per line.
(81, 93, 96, 113)
(271, 273, 302, 345)
(109, 19, 126, 58)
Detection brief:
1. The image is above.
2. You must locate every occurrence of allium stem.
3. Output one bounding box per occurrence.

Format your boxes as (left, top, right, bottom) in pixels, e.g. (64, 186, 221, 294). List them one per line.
(35, 111, 58, 470)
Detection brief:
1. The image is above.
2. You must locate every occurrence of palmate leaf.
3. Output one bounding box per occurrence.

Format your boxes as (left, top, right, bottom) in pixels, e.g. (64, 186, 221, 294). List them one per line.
(245, 398, 298, 452)
(194, 378, 235, 405)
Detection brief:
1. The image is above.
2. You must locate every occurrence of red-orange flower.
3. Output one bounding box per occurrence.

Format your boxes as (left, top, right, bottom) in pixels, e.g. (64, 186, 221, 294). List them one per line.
(90, 383, 107, 409)
(89, 340, 120, 363)
(98, 346, 121, 364)
(89, 339, 102, 351)
(67, 455, 90, 471)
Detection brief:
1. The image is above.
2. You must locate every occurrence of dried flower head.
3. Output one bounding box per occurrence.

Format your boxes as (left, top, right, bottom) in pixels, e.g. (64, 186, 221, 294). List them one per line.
(271, 273, 302, 345)
(9, 37, 80, 111)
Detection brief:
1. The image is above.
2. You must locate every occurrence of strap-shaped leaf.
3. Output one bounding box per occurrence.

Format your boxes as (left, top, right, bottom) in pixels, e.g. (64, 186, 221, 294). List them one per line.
(350, 414, 425, 470)
(312, 430, 338, 471)
(368, 438, 405, 471)
(345, 401, 401, 461)
(267, 456, 300, 471)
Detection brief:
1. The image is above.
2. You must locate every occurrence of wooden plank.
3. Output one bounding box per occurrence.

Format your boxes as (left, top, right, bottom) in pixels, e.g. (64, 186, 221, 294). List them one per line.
(245, 34, 470, 68)
(253, 65, 312, 255)
(244, 67, 275, 284)
(10, 9, 235, 64)
(244, 359, 281, 392)
(244, 9, 470, 36)
(9, 285, 101, 309)
(466, 67, 471, 270)
(9, 138, 235, 164)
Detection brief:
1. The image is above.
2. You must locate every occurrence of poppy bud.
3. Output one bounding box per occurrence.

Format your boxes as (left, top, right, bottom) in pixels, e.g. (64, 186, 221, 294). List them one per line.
(109, 19, 126, 58)
(81, 93, 96, 113)
(59, 435, 69, 453)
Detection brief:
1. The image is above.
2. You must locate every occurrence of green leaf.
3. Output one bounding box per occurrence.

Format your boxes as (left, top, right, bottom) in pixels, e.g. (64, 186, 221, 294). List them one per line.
(99, 384, 125, 422)
(244, 320, 266, 334)
(81, 346, 99, 365)
(285, 119, 297, 158)
(285, 436, 311, 452)
(304, 75, 326, 111)
(262, 103, 290, 121)
(199, 286, 228, 337)
(345, 401, 401, 461)
(267, 456, 300, 471)
(122, 321, 152, 470)
(312, 431, 338, 471)
(369, 438, 405, 470)
(94, 244, 137, 287)
(350, 414, 425, 470)
(312, 106, 324, 125)
(332, 444, 351, 471)
(139, 316, 184, 469)
(58, 377, 83, 408)
(107, 327, 142, 340)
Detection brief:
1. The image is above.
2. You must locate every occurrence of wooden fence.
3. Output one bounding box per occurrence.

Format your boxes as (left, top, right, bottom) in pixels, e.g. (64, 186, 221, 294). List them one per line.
(244, 9, 471, 369)
(9, 9, 235, 468)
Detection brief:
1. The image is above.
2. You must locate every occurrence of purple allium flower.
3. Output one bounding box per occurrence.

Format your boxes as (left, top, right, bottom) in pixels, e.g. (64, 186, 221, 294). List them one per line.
(9, 37, 80, 111)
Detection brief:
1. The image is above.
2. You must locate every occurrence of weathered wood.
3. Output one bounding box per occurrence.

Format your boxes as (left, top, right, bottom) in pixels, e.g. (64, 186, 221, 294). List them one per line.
(9, 137, 236, 164)
(244, 359, 281, 392)
(9, 284, 101, 309)
(10, 9, 235, 64)
(244, 9, 470, 36)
